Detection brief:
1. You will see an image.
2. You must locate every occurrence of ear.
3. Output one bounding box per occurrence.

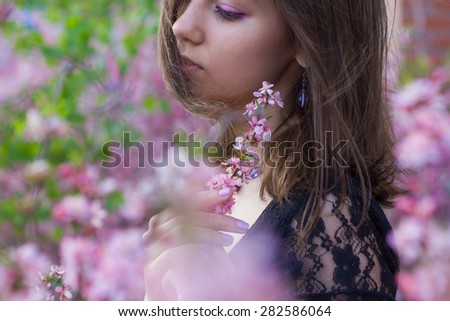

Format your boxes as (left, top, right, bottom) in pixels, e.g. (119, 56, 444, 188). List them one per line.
(295, 52, 305, 68)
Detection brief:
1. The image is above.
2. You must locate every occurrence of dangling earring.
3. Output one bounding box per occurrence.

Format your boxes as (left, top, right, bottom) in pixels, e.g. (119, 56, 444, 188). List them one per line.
(298, 71, 308, 108)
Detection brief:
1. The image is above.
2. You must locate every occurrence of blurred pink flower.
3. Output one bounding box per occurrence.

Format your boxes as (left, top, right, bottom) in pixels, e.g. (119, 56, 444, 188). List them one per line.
(98, 177, 119, 196)
(23, 159, 51, 183)
(0, 3, 13, 22)
(426, 224, 450, 260)
(62, 230, 146, 300)
(388, 218, 426, 266)
(396, 130, 441, 168)
(119, 180, 155, 224)
(24, 109, 68, 141)
(7, 243, 50, 300)
(124, 38, 166, 103)
(60, 237, 97, 292)
(395, 195, 437, 219)
(392, 79, 439, 112)
(398, 265, 449, 300)
(57, 164, 100, 196)
(106, 52, 121, 88)
(391, 65, 450, 300)
(52, 195, 90, 223)
(0, 169, 26, 198)
(52, 195, 107, 229)
(0, 37, 52, 102)
(24, 109, 46, 141)
(88, 229, 146, 300)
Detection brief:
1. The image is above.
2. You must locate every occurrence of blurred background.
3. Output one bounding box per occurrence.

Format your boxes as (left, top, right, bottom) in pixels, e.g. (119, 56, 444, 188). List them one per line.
(0, 0, 449, 300)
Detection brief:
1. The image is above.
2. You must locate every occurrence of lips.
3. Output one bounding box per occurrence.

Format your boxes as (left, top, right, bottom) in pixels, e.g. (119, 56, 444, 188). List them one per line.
(180, 55, 203, 73)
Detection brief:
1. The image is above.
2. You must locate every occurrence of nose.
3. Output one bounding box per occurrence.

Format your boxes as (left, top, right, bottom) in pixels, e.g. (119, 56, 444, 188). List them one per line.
(172, 1, 205, 46)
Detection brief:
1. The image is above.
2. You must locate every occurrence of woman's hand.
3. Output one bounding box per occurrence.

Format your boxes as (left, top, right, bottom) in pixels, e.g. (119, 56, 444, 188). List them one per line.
(143, 189, 249, 300)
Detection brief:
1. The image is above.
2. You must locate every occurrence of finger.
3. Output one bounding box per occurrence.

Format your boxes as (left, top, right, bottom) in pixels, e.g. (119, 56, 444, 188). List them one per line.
(145, 212, 247, 251)
(146, 188, 234, 232)
(144, 189, 229, 231)
(143, 190, 245, 245)
(193, 188, 234, 212)
(144, 209, 178, 243)
(150, 226, 233, 259)
(159, 212, 249, 236)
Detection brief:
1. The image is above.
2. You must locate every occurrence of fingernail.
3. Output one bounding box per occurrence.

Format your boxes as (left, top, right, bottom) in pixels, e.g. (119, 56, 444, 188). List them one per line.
(218, 187, 231, 198)
(221, 233, 234, 245)
(199, 243, 210, 251)
(236, 220, 249, 232)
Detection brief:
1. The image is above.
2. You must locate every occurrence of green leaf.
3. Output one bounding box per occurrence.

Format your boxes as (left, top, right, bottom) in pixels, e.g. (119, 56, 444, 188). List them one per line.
(144, 97, 157, 111)
(160, 100, 171, 113)
(1, 140, 40, 164)
(0, 199, 20, 221)
(44, 178, 62, 199)
(104, 191, 124, 213)
(51, 226, 64, 242)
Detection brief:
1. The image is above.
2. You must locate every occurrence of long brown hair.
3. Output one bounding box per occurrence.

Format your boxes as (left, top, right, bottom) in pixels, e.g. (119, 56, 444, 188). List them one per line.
(158, 0, 401, 236)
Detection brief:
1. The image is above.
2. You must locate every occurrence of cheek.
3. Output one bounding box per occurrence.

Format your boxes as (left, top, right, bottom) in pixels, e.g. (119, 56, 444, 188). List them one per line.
(197, 24, 295, 103)
(220, 35, 294, 86)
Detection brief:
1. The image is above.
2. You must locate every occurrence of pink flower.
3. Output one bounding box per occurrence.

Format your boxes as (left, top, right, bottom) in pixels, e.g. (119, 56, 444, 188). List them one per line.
(7, 243, 50, 300)
(52, 195, 90, 223)
(0, 3, 13, 22)
(395, 195, 416, 214)
(38, 263, 73, 301)
(206, 173, 244, 214)
(23, 159, 50, 183)
(389, 218, 426, 265)
(258, 81, 274, 96)
(398, 266, 449, 300)
(396, 130, 441, 168)
(77, 230, 146, 300)
(253, 90, 263, 99)
(249, 117, 271, 142)
(395, 193, 438, 220)
(233, 136, 246, 152)
(0, 44, 53, 102)
(207, 173, 242, 192)
(224, 157, 242, 175)
(49, 265, 65, 277)
(392, 79, 437, 111)
(60, 237, 97, 291)
(268, 91, 284, 108)
(212, 197, 236, 215)
(244, 102, 258, 116)
(24, 109, 46, 141)
(106, 52, 121, 88)
(57, 164, 99, 196)
(51, 195, 107, 229)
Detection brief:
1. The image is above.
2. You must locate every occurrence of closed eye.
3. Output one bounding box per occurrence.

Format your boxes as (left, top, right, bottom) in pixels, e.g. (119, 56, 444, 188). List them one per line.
(214, 5, 244, 21)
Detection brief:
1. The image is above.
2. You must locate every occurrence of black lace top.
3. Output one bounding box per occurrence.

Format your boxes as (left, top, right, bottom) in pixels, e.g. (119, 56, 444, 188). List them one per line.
(229, 184, 399, 301)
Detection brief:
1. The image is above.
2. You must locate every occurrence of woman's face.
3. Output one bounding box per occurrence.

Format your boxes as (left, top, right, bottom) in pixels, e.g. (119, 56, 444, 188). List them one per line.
(172, 0, 302, 109)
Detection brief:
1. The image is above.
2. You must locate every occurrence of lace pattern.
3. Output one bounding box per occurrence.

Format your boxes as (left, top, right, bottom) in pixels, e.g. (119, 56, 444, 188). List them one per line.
(282, 193, 397, 300)
(230, 184, 399, 301)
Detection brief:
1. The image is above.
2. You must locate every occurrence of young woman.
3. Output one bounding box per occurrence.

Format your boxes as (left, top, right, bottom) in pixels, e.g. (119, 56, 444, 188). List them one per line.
(143, 0, 400, 300)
